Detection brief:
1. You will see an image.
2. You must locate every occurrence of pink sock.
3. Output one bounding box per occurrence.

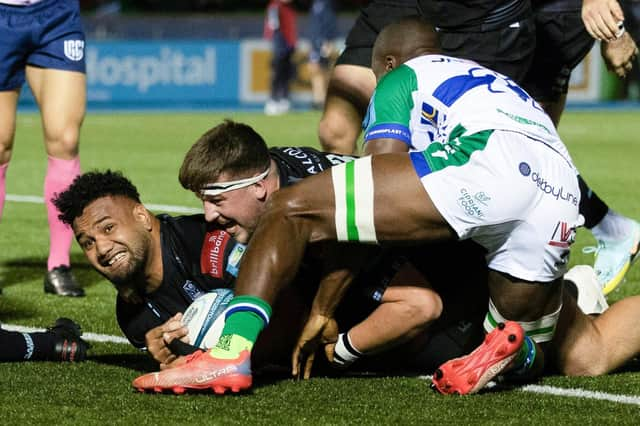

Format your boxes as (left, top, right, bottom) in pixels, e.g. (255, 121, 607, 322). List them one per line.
(44, 156, 81, 270)
(0, 163, 7, 221)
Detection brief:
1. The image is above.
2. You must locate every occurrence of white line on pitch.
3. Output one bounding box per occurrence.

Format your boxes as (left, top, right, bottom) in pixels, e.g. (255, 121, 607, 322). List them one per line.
(2, 323, 131, 345)
(418, 375, 640, 406)
(5, 194, 201, 215)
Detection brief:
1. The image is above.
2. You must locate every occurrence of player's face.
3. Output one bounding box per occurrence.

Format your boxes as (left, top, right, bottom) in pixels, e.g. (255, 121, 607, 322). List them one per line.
(73, 197, 152, 289)
(201, 185, 266, 244)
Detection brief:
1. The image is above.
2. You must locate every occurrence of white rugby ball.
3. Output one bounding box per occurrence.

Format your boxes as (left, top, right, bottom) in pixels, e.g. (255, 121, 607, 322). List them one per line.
(181, 288, 234, 349)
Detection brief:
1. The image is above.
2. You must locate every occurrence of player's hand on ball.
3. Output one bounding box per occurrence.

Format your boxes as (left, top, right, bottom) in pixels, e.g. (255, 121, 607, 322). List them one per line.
(144, 313, 189, 366)
(292, 313, 339, 380)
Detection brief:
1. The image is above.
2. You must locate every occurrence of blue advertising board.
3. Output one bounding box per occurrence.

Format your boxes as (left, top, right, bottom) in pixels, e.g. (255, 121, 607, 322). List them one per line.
(19, 40, 242, 109)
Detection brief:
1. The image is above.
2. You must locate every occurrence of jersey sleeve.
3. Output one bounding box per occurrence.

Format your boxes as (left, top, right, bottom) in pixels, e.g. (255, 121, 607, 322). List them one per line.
(362, 64, 418, 147)
(116, 297, 158, 349)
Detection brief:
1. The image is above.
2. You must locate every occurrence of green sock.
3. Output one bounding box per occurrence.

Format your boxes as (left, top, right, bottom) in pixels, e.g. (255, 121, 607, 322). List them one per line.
(509, 334, 537, 377)
(210, 295, 272, 359)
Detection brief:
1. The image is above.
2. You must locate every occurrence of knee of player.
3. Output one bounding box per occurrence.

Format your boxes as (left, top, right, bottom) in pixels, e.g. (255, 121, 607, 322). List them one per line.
(318, 114, 358, 155)
(45, 126, 81, 153)
(398, 287, 443, 326)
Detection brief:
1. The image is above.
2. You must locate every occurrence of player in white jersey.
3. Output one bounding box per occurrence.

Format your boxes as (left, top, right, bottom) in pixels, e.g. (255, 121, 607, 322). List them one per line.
(364, 55, 567, 154)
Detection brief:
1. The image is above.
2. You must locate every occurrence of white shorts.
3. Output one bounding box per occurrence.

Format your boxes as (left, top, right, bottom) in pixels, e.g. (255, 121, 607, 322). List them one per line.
(413, 130, 581, 282)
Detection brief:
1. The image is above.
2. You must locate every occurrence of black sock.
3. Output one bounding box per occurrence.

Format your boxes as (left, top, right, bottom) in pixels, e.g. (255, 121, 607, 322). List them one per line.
(0, 328, 55, 362)
(578, 175, 609, 229)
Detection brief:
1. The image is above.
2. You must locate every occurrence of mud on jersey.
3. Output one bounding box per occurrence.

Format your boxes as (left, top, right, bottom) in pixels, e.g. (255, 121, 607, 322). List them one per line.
(116, 215, 244, 348)
(362, 54, 571, 163)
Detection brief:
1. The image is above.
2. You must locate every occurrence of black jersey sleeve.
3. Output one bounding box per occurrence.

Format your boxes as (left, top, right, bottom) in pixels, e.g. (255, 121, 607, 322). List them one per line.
(116, 296, 162, 349)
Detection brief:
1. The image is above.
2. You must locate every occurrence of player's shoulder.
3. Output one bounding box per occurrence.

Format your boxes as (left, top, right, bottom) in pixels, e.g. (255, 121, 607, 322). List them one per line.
(158, 213, 206, 236)
(270, 146, 356, 184)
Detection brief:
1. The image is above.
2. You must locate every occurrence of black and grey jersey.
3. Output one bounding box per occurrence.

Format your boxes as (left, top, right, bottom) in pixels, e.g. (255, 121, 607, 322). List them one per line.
(269, 146, 356, 188)
(116, 214, 244, 348)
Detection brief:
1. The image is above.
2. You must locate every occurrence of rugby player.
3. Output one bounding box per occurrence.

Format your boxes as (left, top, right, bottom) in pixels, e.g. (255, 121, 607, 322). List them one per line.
(318, 1, 639, 294)
(131, 18, 640, 396)
(0, 0, 87, 296)
(53, 170, 487, 375)
(177, 120, 490, 376)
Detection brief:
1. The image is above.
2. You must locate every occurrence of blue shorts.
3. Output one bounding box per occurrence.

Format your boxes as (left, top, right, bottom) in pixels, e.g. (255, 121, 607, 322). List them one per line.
(0, 0, 85, 91)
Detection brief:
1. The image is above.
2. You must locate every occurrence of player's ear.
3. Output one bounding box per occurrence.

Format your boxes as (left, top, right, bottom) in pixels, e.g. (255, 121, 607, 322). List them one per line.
(385, 55, 397, 72)
(254, 179, 268, 201)
(133, 203, 153, 231)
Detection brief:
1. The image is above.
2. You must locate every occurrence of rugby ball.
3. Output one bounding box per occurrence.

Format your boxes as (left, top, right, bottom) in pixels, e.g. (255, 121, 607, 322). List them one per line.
(181, 288, 234, 349)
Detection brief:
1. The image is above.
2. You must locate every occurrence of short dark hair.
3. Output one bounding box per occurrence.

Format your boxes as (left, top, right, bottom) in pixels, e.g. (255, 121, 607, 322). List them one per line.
(179, 119, 271, 193)
(53, 170, 141, 225)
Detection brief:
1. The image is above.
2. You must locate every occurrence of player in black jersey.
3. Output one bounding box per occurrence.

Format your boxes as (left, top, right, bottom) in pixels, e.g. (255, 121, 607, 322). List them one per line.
(53, 169, 486, 375)
(178, 119, 488, 378)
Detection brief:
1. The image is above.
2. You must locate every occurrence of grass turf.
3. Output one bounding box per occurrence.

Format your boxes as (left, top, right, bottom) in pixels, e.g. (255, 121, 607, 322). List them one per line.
(0, 109, 639, 424)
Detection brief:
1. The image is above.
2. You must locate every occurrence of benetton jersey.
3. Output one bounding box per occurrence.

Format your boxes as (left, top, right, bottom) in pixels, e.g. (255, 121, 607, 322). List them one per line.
(116, 215, 244, 348)
(363, 54, 570, 161)
(269, 146, 357, 187)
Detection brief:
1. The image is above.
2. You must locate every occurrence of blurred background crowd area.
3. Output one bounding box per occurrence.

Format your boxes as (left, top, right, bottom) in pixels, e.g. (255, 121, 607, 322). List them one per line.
(80, 0, 362, 14)
(51, 1, 640, 107)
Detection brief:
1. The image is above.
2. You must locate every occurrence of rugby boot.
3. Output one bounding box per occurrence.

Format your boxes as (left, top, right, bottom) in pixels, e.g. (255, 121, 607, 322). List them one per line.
(44, 265, 85, 297)
(46, 317, 91, 362)
(432, 321, 524, 395)
(132, 349, 252, 395)
(583, 219, 640, 295)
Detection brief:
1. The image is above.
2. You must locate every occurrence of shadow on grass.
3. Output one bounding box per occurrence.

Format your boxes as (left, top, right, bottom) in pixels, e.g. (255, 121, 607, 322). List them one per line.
(90, 353, 156, 372)
(0, 254, 103, 290)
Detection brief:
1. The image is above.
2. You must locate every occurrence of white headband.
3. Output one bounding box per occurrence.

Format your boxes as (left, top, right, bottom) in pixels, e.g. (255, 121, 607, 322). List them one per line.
(200, 168, 270, 196)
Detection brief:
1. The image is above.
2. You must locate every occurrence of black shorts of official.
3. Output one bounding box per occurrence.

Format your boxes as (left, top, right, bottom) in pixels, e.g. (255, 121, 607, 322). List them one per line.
(521, 8, 595, 103)
(437, 15, 537, 85)
(335, 0, 420, 68)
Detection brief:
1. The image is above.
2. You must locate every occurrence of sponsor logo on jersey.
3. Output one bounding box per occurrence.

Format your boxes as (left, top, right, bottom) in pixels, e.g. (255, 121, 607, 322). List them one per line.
(548, 221, 576, 249)
(474, 191, 491, 206)
(420, 102, 439, 125)
(201, 229, 230, 278)
(519, 162, 578, 206)
(64, 40, 85, 61)
(226, 243, 246, 278)
(183, 280, 204, 301)
(457, 188, 485, 218)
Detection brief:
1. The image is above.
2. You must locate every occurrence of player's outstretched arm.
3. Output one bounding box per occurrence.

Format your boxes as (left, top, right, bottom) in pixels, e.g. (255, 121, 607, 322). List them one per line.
(292, 244, 371, 378)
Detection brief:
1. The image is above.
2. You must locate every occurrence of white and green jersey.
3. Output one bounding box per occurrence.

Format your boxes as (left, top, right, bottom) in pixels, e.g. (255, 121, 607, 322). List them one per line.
(363, 54, 570, 161)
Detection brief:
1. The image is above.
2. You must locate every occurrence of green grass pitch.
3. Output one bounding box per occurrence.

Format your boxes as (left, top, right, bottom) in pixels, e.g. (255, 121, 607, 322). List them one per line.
(0, 110, 639, 424)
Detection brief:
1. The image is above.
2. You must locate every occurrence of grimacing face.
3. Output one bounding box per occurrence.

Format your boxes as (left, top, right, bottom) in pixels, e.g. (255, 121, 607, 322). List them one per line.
(73, 196, 152, 291)
(200, 183, 266, 244)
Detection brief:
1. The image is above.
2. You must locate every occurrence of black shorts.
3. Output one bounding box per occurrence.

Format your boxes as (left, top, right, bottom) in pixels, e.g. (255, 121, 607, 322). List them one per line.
(335, 0, 420, 68)
(437, 15, 537, 84)
(522, 8, 595, 102)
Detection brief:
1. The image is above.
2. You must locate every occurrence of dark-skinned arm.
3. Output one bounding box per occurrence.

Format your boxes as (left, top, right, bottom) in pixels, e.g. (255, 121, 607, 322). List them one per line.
(291, 243, 372, 379)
